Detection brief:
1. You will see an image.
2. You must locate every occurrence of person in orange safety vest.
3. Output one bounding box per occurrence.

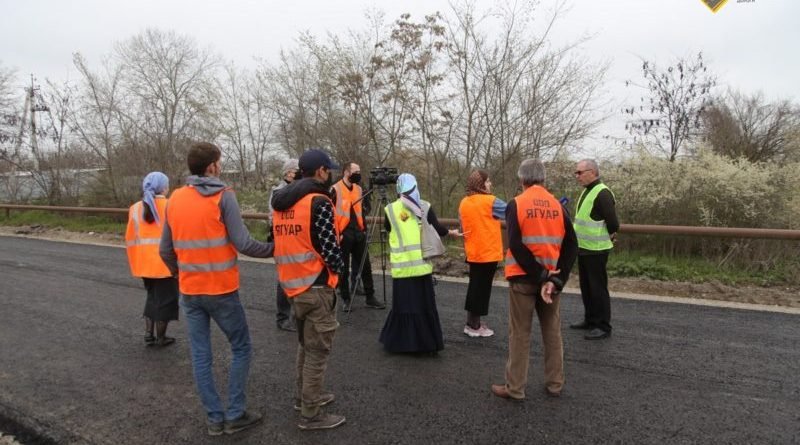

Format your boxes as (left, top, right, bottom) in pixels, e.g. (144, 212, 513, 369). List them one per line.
(491, 158, 578, 401)
(330, 162, 385, 310)
(458, 169, 507, 338)
(125, 171, 178, 347)
(270, 148, 347, 431)
(159, 141, 274, 436)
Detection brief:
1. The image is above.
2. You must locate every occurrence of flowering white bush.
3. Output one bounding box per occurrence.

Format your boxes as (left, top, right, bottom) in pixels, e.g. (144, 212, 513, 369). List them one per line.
(604, 150, 799, 230)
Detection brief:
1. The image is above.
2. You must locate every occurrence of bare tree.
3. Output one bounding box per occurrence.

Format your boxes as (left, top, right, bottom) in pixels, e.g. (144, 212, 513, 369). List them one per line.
(625, 52, 716, 161)
(114, 28, 220, 176)
(72, 53, 128, 203)
(0, 61, 19, 165)
(216, 63, 279, 189)
(447, 0, 606, 200)
(703, 89, 800, 163)
(258, 37, 331, 158)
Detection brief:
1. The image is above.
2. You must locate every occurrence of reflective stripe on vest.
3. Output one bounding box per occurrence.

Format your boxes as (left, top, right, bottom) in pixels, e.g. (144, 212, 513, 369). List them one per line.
(166, 186, 239, 295)
(504, 185, 565, 279)
(459, 194, 503, 263)
(332, 180, 364, 233)
(574, 183, 614, 250)
(273, 193, 339, 297)
(385, 200, 433, 278)
(125, 198, 172, 278)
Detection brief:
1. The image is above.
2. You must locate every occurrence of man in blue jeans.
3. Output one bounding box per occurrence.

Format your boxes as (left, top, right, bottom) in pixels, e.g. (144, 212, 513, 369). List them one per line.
(160, 142, 274, 436)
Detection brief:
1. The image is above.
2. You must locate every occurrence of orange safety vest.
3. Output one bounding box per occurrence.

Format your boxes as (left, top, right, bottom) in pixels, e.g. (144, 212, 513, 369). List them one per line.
(459, 194, 503, 263)
(332, 180, 365, 233)
(273, 193, 339, 297)
(125, 197, 172, 278)
(504, 185, 565, 279)
(166, 185, 239, 295)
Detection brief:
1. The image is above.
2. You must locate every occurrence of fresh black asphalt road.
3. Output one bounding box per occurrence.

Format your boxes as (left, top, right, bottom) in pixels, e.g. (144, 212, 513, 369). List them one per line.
(0, 236, 798, 444)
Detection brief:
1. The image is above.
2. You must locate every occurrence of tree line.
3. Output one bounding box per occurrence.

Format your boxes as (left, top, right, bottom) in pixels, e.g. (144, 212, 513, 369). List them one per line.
(1, 1, 799, 223)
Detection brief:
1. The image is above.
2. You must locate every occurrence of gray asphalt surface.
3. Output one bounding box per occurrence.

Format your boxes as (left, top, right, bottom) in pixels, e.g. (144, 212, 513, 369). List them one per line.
(0, 236, 798, 445)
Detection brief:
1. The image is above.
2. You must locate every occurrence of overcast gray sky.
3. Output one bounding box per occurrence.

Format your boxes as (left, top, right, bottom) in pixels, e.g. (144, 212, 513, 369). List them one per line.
(1, 0, 797, 157)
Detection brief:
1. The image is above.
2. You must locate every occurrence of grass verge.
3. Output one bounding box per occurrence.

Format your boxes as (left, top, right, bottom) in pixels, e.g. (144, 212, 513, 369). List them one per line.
(0, 210, 125, 234)
(608, 250, 796, 287)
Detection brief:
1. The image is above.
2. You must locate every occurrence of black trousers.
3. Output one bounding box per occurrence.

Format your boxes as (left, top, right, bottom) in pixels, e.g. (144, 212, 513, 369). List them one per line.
(578, 252, 612, 332)
(464, 261, 498, 316)
(339, 228, 375, 302)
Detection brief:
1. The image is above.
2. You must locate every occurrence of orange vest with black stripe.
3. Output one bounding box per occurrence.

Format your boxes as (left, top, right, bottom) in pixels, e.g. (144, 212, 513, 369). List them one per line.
(504, 185, 565, 279)
(166, 185, 239, 295)
(459, 194, 503, 263)
(273, 193, 339, 297)
(125, 197, 172, 278)
(332, 180, 364, 233)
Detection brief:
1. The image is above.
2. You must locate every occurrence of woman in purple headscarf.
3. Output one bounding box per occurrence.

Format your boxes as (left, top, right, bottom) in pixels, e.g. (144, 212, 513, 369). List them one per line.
(125, 172, 179, 346)
(379, 173, 460, 355)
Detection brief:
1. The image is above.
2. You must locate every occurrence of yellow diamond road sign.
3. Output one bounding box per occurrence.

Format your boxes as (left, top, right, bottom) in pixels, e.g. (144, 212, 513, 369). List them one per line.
(701, 0, 729, 13)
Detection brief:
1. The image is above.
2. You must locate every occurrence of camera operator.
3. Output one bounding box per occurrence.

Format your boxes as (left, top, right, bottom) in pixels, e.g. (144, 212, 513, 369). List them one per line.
(331, 162, 386, 310)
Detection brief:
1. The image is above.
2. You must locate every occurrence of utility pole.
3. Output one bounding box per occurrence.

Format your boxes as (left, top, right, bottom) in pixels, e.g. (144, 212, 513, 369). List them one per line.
(13, 75, 49, 170)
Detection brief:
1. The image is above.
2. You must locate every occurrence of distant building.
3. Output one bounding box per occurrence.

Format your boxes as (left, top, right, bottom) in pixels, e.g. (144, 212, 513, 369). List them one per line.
(0, 168, 104, 202)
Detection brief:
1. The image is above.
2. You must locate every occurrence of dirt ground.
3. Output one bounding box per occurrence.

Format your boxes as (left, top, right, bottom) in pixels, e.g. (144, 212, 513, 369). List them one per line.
(3, 225, 798, 309)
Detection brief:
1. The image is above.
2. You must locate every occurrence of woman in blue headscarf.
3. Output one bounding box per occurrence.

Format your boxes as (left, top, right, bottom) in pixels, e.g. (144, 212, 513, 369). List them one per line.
(125, 172, 179, 346)
(379, 173, 459, 355)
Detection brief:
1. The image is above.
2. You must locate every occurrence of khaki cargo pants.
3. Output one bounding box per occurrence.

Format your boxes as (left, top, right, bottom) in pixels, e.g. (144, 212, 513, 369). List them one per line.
(291, 286, 339, 417)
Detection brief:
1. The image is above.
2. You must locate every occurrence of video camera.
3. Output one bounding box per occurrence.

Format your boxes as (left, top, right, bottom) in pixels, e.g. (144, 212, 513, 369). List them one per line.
(368, 166, 399, 187)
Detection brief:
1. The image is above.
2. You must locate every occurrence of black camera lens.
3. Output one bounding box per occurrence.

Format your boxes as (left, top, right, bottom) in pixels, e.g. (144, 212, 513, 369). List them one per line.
(369, 167, 399, 186)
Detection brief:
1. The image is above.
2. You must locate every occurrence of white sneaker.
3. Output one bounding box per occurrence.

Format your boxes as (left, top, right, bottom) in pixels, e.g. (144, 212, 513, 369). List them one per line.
(478, 324, 495, 337)
(463, 325, 482, 337)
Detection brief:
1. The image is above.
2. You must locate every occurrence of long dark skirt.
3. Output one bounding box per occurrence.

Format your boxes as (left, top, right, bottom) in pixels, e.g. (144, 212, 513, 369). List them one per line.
(143, 277, 179, 322)
(379, 274, 444, 353)
(464, 261, 498, 316)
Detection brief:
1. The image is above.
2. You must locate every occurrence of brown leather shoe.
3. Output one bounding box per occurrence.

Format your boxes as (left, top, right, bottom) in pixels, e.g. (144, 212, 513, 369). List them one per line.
(491, 384, 523, 401)
(545, 387, 561, 398)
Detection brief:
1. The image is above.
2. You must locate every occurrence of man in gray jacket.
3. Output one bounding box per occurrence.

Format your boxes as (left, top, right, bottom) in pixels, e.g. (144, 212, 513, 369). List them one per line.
(160, 141, 274, 436)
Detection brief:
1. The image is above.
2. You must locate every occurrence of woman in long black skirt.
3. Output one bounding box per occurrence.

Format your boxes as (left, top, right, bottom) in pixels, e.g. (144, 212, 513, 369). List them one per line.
(125, 172, 179, 346)
(458, 169, 506, 338)
(379, 173, 459, 354)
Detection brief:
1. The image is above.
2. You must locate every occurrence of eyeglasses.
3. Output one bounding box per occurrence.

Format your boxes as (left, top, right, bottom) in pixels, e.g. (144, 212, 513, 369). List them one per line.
(574, 169, 591, 176)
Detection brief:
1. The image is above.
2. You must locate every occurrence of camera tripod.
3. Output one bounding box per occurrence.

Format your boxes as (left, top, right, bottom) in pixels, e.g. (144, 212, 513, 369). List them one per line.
(342, 183, 392, 316)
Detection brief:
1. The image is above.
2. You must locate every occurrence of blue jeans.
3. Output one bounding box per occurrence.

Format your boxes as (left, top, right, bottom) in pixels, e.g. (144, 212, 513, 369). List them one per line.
(180, 292, 252, 424)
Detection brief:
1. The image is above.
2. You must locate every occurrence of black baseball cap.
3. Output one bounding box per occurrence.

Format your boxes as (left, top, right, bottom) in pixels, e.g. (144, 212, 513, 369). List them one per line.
(298, 148, 340, 173)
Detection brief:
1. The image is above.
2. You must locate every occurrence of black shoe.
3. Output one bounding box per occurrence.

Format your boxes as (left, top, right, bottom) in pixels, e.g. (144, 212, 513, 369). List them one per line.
(569, 321, 592, 330)
(364, 296, 386, 309)
(207, 421, 224, 436)
(277, 321, 297, 332)
(224, 411, 263, 435)
(341, 299, 354, 312)
(154, 336, 175, 346)
(144, 334, 156, 346)
(584, 328, 611, 340)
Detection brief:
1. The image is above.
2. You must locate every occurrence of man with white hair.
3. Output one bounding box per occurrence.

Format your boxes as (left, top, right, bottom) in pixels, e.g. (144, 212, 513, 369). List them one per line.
(570, 158, 619, 340)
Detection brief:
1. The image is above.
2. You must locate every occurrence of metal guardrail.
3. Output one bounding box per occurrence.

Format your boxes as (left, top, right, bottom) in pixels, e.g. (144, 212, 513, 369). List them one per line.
(2, 203, 800, 240)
